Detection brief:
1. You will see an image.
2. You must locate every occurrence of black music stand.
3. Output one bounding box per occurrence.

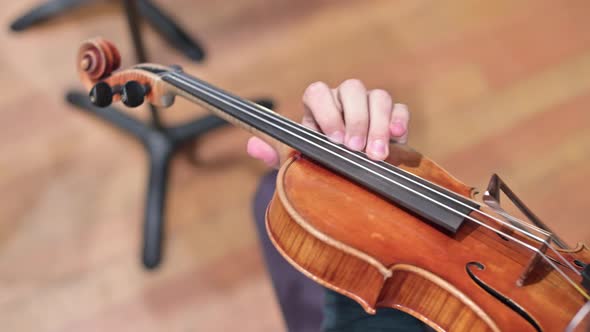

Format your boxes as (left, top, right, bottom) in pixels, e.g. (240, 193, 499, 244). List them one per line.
(10, 0, 273, 269)
(10, 0, 205, 61)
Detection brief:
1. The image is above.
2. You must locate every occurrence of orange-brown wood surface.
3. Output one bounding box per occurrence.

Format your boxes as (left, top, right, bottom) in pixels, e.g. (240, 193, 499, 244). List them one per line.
(1, 0, 590, 331)
(268, 147, 589, 331)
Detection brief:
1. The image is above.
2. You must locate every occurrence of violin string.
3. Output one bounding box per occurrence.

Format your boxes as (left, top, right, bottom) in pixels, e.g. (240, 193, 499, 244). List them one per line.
(168, 73, 555, 237)
(165, 73, 564, 253)
(165, 72, 588, 298)
(166, 73, 556, 241)
(165, 72, 583, 283)
(167, 71, 582, 279)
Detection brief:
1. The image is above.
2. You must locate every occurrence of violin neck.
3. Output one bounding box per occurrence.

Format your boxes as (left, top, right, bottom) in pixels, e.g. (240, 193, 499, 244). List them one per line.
(162, 70, 335, 153)
(161, 70, 478, 233)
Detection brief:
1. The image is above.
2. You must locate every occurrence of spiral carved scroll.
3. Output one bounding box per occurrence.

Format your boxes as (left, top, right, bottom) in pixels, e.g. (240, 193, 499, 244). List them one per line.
(77, 38, 121, 88)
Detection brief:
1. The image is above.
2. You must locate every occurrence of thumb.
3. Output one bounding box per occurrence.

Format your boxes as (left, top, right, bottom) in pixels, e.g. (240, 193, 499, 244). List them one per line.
(247, 136, 288, 168)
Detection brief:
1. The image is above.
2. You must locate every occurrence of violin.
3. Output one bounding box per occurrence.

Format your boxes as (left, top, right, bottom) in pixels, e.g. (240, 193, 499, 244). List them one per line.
(77, 38, 590, 332)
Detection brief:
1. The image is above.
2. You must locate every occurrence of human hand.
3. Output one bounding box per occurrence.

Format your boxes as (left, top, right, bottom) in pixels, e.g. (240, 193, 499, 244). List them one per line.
(247, 79, 410, 167)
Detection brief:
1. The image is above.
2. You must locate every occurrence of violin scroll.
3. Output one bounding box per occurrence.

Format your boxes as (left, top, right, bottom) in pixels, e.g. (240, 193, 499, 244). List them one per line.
(77, 38, 121, 88)
(77, 37, 177, 108)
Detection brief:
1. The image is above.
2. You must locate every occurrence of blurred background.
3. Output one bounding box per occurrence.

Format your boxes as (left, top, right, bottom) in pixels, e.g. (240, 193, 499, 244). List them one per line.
(1, 0, 589, 331)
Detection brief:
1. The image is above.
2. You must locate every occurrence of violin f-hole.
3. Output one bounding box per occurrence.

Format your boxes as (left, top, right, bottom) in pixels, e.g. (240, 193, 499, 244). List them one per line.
(466, 262, 542, 332)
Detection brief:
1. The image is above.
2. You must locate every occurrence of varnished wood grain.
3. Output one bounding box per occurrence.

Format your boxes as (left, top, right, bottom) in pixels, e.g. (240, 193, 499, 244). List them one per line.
(1, 0, 589, 331)
(270, 151, 587, 331)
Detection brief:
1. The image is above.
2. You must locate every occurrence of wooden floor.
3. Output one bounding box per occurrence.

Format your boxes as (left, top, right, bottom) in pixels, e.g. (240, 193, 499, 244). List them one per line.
(1, 0, 589, 331)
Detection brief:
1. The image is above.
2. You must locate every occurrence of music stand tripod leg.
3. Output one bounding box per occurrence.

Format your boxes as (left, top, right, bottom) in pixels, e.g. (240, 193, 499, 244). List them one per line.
(137, 0, 206, 61)
(10, 0, 92, 32)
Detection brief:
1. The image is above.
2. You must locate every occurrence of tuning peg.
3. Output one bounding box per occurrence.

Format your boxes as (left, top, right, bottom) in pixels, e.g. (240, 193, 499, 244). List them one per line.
(121, 81, 147, 108)
(89, 81, 114, 107)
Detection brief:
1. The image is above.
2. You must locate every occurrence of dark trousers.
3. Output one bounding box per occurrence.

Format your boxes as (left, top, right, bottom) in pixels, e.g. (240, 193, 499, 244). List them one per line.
(253, 171, 325, 331)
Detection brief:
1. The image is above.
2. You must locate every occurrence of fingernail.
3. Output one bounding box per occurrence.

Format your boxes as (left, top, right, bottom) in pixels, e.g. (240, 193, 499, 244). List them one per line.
(347, 136, 365, 151)
(390, 121, 406, 137)
(370, 139, 387, 158)
(328, 131, 344, 144)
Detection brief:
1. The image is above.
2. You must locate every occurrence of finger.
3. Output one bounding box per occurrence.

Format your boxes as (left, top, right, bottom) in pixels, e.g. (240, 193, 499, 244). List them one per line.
(337, 79, 369, 151)
(301, 113, 319, 131)
(303, 82, 345, 144)
(246, 136, 279, 168)
(390, 103, 410, 144)
(366, 89, 393, 160)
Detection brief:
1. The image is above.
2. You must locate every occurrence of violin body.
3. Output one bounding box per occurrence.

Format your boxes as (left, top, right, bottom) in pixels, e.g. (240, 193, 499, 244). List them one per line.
(267, 144, 590, 332)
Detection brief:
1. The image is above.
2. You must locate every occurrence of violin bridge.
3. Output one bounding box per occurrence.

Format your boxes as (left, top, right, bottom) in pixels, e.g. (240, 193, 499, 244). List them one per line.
(517, 241, 548, 287)
(483, 174, 565, 286)
(482, 174, 568, 249)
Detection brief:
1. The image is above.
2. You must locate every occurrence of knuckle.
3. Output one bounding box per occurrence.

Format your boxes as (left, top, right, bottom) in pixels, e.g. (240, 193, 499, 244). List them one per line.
(370, 89, 392, 105)
(393, 103, 410, 118)
(370, 89, 393, 107)
(303, 81, 328, 102)
(345, 119, 368, 134)
(346, 117, 367, 128)
(339, 78, 364, 91)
